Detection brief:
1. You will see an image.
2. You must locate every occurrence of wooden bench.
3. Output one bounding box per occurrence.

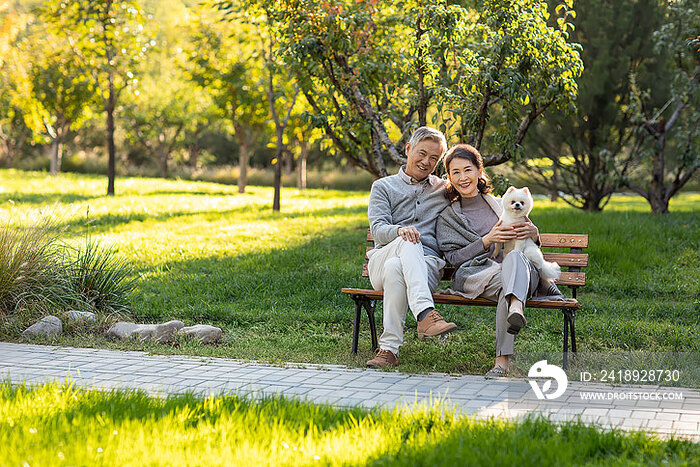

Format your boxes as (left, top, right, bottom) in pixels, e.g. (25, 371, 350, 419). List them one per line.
(341, 229, 588, 368)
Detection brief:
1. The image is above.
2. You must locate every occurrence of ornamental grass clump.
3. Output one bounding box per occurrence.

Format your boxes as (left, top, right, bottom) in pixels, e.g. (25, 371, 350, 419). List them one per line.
(0, 218, 137, 319)
(0, 219, 70, 316)
(66, 239, 137, 315)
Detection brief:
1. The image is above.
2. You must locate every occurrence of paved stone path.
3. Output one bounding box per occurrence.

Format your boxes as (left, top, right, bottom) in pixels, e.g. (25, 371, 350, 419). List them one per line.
(1, 342, 698, 441)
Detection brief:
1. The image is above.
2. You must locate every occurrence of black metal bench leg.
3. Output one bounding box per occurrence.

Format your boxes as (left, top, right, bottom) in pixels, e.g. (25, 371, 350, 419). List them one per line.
(562, 310, 570, 370)
(351, 297, 362, 354)
(365, 300, 378, 351)
(569, 309, 577, 353)
(562, 308, 578, 370)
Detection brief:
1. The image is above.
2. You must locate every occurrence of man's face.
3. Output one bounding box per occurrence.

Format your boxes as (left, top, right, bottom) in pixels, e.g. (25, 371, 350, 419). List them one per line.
(404, 138, 444, 181)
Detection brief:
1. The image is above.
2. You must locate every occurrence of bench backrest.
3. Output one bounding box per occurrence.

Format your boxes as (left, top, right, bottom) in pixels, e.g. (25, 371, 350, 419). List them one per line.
(362, 229, 588, 298)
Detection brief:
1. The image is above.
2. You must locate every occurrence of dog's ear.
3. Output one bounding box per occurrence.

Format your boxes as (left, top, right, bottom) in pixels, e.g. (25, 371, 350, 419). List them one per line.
(523, 187, 531, 195)
(506, 186, 516, 193)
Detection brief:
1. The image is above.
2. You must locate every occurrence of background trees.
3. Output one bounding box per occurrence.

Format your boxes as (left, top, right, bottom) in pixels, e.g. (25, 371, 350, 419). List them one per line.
(186, 7, 270, 194)
(261, 0, 582, 177)
(623, 0, 699, 214)
(523, 0, 667, 211)
(1, 0, 696, 212)
(23, 28, 95, 175)
(41, 0, 152, 195)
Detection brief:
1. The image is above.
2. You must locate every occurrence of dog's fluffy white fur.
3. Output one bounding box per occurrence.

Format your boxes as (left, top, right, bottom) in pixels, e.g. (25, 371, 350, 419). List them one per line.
(493, 186, 561, 280)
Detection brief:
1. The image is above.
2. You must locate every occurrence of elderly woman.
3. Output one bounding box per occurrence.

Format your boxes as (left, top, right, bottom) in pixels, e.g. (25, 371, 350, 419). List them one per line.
(436, 144, 560, 378)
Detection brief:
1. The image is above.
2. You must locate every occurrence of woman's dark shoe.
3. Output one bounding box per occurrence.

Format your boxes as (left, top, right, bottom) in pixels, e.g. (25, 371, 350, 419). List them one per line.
(484, 366, 508, 379)
(507, 310, 527, 335)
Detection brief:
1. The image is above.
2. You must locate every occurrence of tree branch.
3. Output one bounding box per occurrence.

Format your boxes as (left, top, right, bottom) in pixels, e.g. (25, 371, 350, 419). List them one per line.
(300, 87, 372, 173)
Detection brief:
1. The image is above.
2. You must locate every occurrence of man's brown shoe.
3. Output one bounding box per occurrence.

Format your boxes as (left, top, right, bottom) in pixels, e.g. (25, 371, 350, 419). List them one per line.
(417, 310, 458, 338)
(366, 349, 399, 368)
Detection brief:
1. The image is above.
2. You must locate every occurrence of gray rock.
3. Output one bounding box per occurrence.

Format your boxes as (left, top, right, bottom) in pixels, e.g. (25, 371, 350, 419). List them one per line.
(131, 320, 184, 344)
(66, 310, 97, 322)
(178, 324, 223, 344)
(22, 315, 63, 338)
(106, 322, 140, 339)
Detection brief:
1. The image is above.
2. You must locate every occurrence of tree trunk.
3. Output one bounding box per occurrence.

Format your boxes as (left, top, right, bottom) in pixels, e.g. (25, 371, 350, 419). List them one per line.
(648, 193, 669, 214)
(550, 162, 559, 201)
(189, 144, 199, 168)
(284, 150, 293, 176)
(297, 142, 308, 190)
(160, 151, 168, 179)
(648, 134, 668, 214)
(106, 69, 116, 196)
(50, 137, 63, 176)
(273, 151, 282, 211)
(238, 142, 249, 194)
(581, 193, 604, 212)
(0, 140, 13, 168)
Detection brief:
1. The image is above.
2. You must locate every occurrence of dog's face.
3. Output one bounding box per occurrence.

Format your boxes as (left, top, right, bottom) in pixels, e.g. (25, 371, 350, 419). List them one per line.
(502, 186, 533, 217)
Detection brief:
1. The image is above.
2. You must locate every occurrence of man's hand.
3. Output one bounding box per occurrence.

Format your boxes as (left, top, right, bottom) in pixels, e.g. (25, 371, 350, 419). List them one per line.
(398, 225, 421, 244)
(512, 217, 539, 241)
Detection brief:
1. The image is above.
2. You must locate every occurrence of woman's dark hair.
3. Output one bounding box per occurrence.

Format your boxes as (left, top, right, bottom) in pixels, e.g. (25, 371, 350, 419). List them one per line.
(443, 144, 493, 202)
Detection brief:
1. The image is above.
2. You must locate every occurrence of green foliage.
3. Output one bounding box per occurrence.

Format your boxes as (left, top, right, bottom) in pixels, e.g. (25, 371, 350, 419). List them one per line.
(243, 0, 582, 177)
(21, 26, 96, 137)
(185, 7, 269, 135)
(524, 0, 671, 212)
(490, 173, 510, 197)
(427, 0, 583, 155)
(2, 381, 697, 465)
(622, 0, 699, 213)
(39, 0, 152, 98)
(0, 2, 34, 167)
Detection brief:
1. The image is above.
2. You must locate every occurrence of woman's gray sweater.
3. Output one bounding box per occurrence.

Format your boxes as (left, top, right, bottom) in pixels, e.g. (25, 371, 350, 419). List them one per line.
(436, 194, 503, 297)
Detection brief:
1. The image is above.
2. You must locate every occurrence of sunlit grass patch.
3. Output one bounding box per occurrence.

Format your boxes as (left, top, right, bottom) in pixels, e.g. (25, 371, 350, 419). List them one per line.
(1, 381, 697, 466)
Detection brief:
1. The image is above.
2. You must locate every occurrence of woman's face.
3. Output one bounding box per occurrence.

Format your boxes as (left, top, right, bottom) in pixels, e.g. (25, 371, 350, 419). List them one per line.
(447, 157, 481, 198)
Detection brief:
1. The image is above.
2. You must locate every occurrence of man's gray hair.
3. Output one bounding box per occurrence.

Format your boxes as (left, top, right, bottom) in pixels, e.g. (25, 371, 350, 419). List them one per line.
(407, 126, 447, 152)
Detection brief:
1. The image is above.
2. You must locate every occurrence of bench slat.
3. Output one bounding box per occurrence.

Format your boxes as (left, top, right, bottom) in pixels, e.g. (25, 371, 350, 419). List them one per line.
(543, 252, 589, 267)
(361, 264, 586, 286)
(366, 246, 588, 267)
(540, 233, 589, 248)
(341, 288, 582, 310)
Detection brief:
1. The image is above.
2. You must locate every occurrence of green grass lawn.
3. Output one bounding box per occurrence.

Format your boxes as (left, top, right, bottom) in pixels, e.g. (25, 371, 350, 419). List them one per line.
(0, 169, 698, 375)
(2, 381, 697, 466)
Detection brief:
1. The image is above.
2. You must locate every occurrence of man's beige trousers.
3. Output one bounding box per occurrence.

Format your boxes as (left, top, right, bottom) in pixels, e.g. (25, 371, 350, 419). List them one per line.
(367, 237, 445, 354)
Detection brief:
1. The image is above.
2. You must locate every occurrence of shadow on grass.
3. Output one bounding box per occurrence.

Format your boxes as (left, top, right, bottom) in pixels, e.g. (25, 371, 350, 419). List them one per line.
(368, 415, 699, 465)
(132, 221, 369, 326)
(0, 192, 99, 205)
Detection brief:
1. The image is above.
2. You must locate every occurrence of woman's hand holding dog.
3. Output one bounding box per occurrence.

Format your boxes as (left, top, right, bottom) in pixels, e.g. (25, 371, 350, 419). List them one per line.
(482, 220, 517, 249)
(512, 217, 539, 241)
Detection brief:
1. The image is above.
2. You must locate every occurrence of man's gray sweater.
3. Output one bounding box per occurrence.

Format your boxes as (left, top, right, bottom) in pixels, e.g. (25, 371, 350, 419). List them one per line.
(368, 166, 448, 258)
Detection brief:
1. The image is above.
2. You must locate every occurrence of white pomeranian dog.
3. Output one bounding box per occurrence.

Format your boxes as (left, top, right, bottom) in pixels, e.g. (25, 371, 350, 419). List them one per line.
(493, 186, 561, 280)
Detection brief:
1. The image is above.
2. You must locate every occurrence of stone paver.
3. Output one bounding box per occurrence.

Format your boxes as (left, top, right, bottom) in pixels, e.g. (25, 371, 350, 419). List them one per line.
(0, 342, 698, 442)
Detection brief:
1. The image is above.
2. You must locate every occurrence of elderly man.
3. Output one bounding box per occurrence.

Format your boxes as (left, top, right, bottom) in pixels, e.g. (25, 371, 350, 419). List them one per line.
(366, 126, 457, 368)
